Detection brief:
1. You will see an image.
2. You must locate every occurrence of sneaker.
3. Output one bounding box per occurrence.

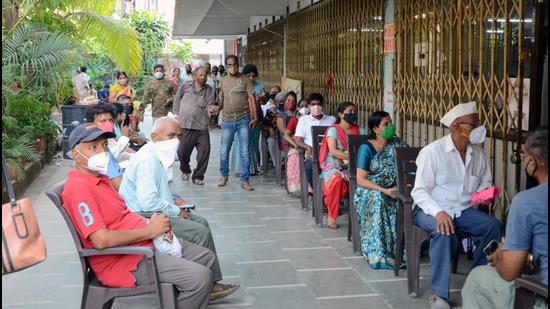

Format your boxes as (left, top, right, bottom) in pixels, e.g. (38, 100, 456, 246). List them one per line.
(429, 295, 451, 309)
(217, 176, 228, 187)
(241, 182, 254, 191)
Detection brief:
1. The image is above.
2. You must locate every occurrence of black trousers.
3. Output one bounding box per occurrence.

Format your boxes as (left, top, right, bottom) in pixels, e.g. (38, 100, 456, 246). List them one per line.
(178, 129, 210, 181)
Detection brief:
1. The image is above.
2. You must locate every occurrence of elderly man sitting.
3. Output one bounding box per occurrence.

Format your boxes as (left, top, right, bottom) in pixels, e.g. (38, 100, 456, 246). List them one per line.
(119, 116, 239, 300)
(63, 123, 215, 309)
(411, 101, 502, 309)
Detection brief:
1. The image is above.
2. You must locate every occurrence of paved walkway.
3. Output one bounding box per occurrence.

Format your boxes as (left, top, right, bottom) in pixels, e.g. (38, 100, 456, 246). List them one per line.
(2, 126, 468, 309)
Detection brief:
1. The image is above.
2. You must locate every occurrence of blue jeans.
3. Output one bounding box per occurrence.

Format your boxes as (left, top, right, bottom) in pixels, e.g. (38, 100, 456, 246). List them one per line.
(220, 116, 250, 183)
(305, 158, 313, 187)
(413, 207, 502, 299)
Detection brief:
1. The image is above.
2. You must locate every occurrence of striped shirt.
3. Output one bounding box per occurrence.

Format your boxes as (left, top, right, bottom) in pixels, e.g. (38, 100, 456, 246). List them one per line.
(173, 81, 216, 130)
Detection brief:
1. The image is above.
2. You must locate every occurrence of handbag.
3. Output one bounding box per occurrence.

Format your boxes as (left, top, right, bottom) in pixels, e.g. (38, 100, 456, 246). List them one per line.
(2, 154, 47, 275)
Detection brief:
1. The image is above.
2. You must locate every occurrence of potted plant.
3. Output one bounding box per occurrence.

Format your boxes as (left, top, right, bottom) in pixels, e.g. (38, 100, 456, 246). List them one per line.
(2, 134, 41, 180)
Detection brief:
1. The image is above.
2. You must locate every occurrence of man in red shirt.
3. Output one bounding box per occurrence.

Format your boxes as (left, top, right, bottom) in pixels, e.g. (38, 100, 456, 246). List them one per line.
(62, 124, 215, 309)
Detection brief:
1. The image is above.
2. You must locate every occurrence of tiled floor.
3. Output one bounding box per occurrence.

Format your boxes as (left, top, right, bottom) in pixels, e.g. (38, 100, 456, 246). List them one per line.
(2, 126, 470, 309)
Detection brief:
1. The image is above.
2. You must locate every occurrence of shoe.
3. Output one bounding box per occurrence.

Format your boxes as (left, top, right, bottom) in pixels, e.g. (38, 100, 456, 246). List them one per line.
(210, 283, 240, 301)
(217, 176, 228, 187)
(429, 295, 451, 309)
(241, 182, 254, 191)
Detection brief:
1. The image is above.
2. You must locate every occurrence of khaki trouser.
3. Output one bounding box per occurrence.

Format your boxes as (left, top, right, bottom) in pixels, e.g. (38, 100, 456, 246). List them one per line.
(169, 213, 222, 282)
(462, 265, 548, 309)
(133, 239, 215, 309)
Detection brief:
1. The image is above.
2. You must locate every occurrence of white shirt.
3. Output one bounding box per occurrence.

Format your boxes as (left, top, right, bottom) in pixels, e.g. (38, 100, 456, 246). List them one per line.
(295, 114, 336, 147)
(411, 134, 492, 218)
(206, 75, 217, 89)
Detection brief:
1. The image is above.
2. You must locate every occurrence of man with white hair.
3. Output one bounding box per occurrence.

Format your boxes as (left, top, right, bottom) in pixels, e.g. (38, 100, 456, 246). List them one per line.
(119, 116, 240, 301)
(173, 66, 218, 185)
(411, 102, 502, 309)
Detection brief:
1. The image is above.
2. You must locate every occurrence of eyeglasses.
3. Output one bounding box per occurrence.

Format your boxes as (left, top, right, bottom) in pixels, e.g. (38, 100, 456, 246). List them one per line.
(457, 121, 481, 129)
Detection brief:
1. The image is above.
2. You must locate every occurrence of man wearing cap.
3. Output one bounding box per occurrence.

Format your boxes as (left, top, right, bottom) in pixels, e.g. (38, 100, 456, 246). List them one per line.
(62, 124, 216, 309)
(411, 102, 502, 309)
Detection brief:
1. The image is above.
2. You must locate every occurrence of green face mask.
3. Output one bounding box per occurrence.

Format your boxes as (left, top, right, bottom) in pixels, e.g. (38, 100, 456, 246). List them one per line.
(380, 123, 396, 140)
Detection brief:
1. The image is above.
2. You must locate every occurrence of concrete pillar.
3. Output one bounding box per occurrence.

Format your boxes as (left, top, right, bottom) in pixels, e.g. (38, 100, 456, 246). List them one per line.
(383, 0, 396, 118)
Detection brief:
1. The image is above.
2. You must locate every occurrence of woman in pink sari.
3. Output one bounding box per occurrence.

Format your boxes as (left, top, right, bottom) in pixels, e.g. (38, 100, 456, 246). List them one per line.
(275, 92, 301, 195)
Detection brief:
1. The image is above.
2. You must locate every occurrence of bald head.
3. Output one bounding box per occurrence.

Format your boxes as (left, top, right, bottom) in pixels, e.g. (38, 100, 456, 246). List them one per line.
(151, 116, 181, 142)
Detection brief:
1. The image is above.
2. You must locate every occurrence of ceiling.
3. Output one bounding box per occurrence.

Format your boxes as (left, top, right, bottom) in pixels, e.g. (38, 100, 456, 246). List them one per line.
(172, 0, 288, 38)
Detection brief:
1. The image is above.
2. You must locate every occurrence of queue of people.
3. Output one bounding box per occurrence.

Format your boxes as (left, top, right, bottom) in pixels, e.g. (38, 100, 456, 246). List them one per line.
(62, 56, 547, 309)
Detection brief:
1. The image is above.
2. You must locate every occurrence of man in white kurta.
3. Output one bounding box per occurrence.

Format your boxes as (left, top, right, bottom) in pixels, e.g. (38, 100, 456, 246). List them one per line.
(411, 102, 502, 309)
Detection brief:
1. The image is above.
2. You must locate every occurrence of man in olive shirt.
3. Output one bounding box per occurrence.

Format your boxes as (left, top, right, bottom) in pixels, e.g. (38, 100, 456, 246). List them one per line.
(217, 55, 257, 191)
(173, 66, 218, 185)
(143, 64, 177, 122)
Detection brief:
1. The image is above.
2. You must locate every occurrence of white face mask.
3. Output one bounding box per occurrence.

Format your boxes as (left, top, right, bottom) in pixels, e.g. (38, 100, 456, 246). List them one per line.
(154, 72, 164, 79)
(298, 107, 310, 116)
(154, 138, 180, 170)
(469, 125, 487, 144)
(77, 150, 110, 175)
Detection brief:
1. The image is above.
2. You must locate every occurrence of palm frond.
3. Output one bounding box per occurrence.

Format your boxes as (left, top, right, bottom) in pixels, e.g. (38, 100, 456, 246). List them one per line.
(75, 11, 142, 75)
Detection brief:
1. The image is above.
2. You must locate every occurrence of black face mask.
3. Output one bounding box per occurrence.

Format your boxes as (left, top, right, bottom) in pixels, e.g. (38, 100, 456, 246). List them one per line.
(525, 159, 538, 178)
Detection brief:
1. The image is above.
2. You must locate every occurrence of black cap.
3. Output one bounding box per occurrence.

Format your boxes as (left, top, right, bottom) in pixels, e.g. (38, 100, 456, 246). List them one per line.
(68, 123, 116, 150)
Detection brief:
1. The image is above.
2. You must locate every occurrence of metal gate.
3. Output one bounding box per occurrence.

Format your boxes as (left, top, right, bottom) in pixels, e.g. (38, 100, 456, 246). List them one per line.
(394, 0, 536, 221)
(246, 22, 284, 90)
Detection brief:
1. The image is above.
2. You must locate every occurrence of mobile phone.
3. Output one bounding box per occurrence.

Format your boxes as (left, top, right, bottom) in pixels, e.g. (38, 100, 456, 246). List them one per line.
(483, 239, 499, 257)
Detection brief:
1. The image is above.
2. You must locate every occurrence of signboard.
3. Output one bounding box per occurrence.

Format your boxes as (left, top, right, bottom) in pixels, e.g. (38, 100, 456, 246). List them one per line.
(281, 77, 303, 102)
(384, 23, 396, 54)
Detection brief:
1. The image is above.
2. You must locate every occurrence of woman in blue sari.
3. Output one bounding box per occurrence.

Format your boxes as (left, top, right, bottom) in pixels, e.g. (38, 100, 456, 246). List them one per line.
(353, 111, 407, 269)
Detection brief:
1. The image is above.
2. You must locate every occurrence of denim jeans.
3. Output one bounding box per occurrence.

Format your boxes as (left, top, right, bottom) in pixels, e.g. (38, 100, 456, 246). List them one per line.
(220, 116, 250, 182)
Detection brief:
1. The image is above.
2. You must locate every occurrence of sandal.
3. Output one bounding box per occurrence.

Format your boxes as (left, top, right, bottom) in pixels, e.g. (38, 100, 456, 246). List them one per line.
(327, 217, 338, 229)
(181, 173, 190, 181)
(192, 179, 205, 185)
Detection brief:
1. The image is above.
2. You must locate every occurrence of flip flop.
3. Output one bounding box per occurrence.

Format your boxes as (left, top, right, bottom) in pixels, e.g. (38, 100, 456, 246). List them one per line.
(192, 179, 205, 185)
(327, 218, 339, 229)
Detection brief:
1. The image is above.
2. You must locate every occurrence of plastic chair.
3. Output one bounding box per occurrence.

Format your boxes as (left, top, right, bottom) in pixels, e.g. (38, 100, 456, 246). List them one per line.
(299, 149, 309, 211)
(44, 181, 177, 309)
(311, 126, 329, 226)
(514, 275, 548, 309)
(347, 135, 369, 256)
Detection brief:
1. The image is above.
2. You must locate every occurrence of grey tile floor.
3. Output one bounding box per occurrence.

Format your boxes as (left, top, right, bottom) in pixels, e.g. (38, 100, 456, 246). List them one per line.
(2, 128, 470, 309)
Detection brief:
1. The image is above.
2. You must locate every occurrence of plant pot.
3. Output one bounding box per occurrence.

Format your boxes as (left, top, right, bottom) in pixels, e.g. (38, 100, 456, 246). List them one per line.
(33, 136, 47, 151)
(7, 164, 17, 181)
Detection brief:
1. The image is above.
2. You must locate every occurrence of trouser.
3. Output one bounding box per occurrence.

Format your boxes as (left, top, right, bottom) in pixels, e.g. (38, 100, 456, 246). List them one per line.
(323, 173, 348, 220)
(133, 240, 215, 309)
(220, 116, 250, 183)
(461, 265, 547, 309)
(413, 207, 502, 299)
(305, 158, 313, 188)
(169, 213, 222, 282)
(177, 129, 211, 181)
(267, 136, 278, 167)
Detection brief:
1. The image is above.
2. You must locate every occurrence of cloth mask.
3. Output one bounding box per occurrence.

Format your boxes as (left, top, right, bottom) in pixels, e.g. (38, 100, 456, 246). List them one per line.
(227, 66, 238, 75)
(98, 122, 114, 133)
(310, 105, 323, 117)
(468, 125, 487, 144)
(76, 150, 110, 175)
(298, 107, 310, 116)
(154, 138, 180, 171)
(380, 123, 396, 140)
(343, 112, 357, 124)
(154, 72, 164, 80)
